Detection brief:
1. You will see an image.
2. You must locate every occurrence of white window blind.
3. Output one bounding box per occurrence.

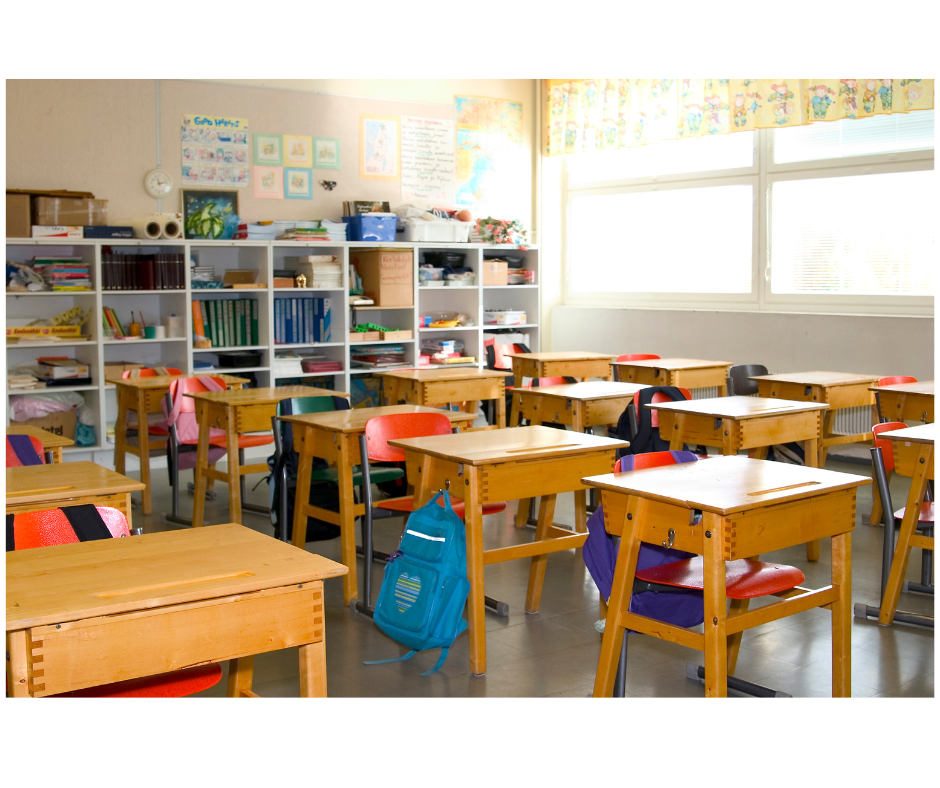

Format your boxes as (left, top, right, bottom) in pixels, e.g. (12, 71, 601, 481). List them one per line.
(769, 169, 935, 296)
(567, 130, 753, 186)
(569, 184, 753, 294)
(774, 110, 934, 163)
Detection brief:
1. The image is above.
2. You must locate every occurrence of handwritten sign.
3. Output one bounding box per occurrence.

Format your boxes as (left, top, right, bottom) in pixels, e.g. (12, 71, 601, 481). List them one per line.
(401, 116, 456, 204)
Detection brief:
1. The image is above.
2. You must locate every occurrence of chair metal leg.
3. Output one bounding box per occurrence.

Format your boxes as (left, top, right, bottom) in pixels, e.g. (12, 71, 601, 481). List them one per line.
(612, 631, 628, 697)
(164, 407, 194, 527)
(239, 446, 270, 516)
(355, 433, 376, 618)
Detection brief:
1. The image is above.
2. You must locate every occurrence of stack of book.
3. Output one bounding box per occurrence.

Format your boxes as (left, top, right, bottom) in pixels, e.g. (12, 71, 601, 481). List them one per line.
(32, 257, 92, 291)
(320, 219, 348, 242)
(191, 265, 216, 284)
(8, 372, 42, 390)
(302, 357, 342, 373)
(286, 255, 343, 288)
(273, 351, 304, 377)
(421, 338, 476, 365)
(351, 344, 407, 369)
(102, 307, 128, 337)
(36, 356, 91, 385)
(276, 227, 330, 242)
(235, 223, 278, 241)
(273, 297, 332, 344)
(101, 250, 185, 290)
(192, 299, 259, 348)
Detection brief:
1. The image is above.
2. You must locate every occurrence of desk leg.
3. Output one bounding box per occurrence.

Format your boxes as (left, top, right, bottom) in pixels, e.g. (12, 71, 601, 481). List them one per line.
(465, 465, 487, 675)
(7, 630, 30, 697)
(337, 434, 358, 606)
(879, 443, 931, 626)
(515, 415, 540, 529)
(509, 371, 523, 428)
(192, 401, 211, 528)
(227, 656, 255, 698)
(136, 389, 153, 515)
(574, 489, 588, 534)
(831, 531, 852, 697)
(819, 409, 834, 467)
(702, 512, 728, 698)
(114, 391, 128, 478)
(300, 640, 328, 697)
(525, 494, 556, 613)
(291, 438, 313, 549)
(805, 429, 821, 562)
(226, 406, 242, 524)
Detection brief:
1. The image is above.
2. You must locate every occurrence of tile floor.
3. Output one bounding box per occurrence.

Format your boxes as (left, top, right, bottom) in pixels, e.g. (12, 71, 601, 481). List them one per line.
(129, 454, 934, 698)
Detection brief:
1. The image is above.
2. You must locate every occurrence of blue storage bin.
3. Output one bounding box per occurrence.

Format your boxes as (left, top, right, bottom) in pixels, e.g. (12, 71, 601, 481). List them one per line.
(342, 215, 397, 242)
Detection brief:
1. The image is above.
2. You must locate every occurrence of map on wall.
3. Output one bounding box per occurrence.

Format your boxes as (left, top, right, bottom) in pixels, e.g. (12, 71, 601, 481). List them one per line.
(181, 115, 250, 188)
(454, 96, 523, 216)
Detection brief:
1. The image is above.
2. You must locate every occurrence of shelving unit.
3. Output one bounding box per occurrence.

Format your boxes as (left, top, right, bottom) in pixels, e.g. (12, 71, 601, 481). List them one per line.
(5, 238, 539, 460)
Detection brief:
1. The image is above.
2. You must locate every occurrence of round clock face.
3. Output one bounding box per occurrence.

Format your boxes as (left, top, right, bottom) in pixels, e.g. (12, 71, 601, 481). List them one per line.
(144, 168, 173, 198)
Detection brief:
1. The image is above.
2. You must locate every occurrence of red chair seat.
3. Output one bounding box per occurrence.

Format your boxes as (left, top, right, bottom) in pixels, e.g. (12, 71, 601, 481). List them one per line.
(55, 663, 223, 698)
(376, 496, 507, 519)
(180, 434, 275, 448)
(636, 556, 804, 600)
(894, 501, 934, 525)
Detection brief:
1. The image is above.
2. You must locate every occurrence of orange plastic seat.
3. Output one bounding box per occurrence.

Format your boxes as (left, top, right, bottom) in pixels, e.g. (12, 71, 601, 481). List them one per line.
(377, 496, 507, 519)
(616, 354, 660, 362)
(878, 375, 918, 387)
(121, 366, 183, 379)
(6, 435, 46, 467)
(634, 386, 692, 429)
(636, 556, 805, 599)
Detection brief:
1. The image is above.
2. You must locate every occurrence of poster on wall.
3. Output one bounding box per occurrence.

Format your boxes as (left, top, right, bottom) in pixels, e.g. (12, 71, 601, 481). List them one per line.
(284, 168, 313, 199)
(254, 166, 284, 199)
(360, 115, 400, 180)
(314, 138, 340, 169)
(181, 115, 250, 188)
(254, 133, 282, 165)
(284, 135, 313, 168)
(453, 97, 524, 216)
(401, 116, 456, 205)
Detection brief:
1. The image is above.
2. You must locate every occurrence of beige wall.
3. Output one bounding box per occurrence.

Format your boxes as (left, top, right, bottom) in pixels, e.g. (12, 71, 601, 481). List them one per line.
(7, 79, 538, 229)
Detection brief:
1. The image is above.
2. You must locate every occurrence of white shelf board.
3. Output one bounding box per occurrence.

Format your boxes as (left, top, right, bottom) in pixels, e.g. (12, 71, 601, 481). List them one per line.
(418, 326, 478, 332)
(275, 342, 345, 350)
(273, 371, 345, 379)
(6, 290, 96, 296)
(482, 285, 539, 290)
(482, 323, 539, 329)
(103, 338, 188, 345)
(101, 289, 187, 295)
(6, 340, 94, 348)
(192, 345, 266, 353)
(350, 339, 415, 345)
(8, 384, 98, 395)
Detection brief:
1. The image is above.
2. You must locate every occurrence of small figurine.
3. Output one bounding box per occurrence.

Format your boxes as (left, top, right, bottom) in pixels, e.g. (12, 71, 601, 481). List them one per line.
(295, 273, 307, 288)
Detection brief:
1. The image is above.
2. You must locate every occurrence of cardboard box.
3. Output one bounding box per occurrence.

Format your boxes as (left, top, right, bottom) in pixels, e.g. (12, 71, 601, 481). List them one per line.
(33, 196, 107, 226)
(31, 226, 83, 238)
(38, 358, 89, 379)
(482, 261, 508, 286)
(273, 277, 294, 288)
(7, 193, 31, 238)
(19, 409, 78, 440)
(104, 363, 145, 383)
(351, 249, 413, 306)
(350, 331, 381, 342)
(380, 330, 412, 341)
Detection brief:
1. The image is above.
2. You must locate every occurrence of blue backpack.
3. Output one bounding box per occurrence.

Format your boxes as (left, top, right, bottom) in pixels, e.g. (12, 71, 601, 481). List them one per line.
(365, 490, 470, 676)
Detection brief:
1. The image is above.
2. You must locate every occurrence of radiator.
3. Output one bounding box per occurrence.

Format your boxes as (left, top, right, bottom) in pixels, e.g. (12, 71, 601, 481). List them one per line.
(832, 406, 872, 436)
(691, 387, 719, 399)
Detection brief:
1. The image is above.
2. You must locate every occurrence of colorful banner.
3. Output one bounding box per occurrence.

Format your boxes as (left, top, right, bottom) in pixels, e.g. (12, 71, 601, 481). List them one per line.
(181, 114, 249, 187)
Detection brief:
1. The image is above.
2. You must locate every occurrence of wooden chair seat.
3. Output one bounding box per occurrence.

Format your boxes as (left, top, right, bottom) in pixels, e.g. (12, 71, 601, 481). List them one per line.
(54, 663, 223, 698)
(376, 497, 507, 519)
(894, 500, 934, 526)
(636, 556, 805, 600)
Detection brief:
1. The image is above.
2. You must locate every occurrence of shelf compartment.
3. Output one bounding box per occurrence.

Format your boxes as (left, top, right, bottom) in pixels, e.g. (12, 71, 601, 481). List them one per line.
(274, 342, 345, 349)
(6, 290, 97, 297)
(418, 326, 479, 332)
(6, 340, 95, 348)
(192, 345, 266, 353)
(101, 289, 187, 295)
(349, 339, 415, 345)
(7, 384, 98, 395)
(103, 338, 189, 345)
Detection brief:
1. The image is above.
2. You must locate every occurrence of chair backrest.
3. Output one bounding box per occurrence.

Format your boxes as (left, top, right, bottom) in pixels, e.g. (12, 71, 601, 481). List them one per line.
(6, 435, 46, 467)
(727, 364, 769, 397)
(274, 395, 349, 450)
(167, 376, 228, 414)
(122, 367, 183, 379)
(872, 421, 909, 473)
(9, 506, 130, 550)
(878, 375, 918, 387)
(486, 341, 529, 372)
(614, 450, 698, 473)
(616, 354, 660, 362)
(633, 387, 692, 429)
(364, 412, 453, 462)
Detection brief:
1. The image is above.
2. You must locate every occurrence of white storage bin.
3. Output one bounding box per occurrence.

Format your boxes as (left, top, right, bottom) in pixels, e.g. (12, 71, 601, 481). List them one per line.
(484, 309, 527, 326)
(402, 218, 472, 243)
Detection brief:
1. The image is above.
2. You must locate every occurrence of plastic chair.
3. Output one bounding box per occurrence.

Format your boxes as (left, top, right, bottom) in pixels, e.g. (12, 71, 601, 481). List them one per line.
(9, 505, 222, 697)
(356, 412, 507, 614)
(875, 376, 918, 423)
(613, 354, 660, 382)
(726, 364, 769, 397)
(6, 435, 46, 467)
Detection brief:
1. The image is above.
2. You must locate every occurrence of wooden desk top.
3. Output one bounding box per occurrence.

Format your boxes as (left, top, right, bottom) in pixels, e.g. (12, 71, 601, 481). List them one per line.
(506, 351, 614, 362)
(112, 373, 248, 390)
(185, 385, 348, 405)
(377, 368, 508, 382)
(646, 396, 829, 418)
(5, 424, 74, 450)
(750, 371, 879, 387)
(279, 404, 476, 434)
(6, 523, 347, 632)
(582, 455, 869, 515)
(389, 424, 625, 466)
(610, 357, 733, 370)
(515, 381, 649, 401)
(869, 381, 934, 396)
(879, 423, 935, 445)
(6, 461, 145, 505)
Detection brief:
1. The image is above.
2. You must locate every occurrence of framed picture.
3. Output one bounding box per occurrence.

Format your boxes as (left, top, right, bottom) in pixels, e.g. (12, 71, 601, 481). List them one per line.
(360, 115, 400, 180)
(313, 137, 341, 169)
(284, 167, 313, 200)
(253, 133, 282, 165)
(182, 189, 240, 240)
(283, 134, 313, 167)
(254, 166, 284, 199)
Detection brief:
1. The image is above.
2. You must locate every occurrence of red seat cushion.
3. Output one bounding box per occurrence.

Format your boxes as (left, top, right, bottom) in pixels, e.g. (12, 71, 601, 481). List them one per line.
(184, 434, 275, 448)
(376, 497, 507, 519)
(635, 556, 804, 600)
(54, 663, 223, 698)
(895, 501, 934, 525)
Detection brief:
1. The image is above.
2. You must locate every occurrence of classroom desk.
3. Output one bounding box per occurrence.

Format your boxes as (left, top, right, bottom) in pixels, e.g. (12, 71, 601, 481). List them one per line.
(649, 395, 829, 562)
(113, 373, 248, 514)
(6, 523, 347, 697)
(872, 381, 934, 425)
(610, 358, 733, 395)
(506, 352, 614, 429)
(750, 371, 879, 466)
(5, 424, 73, 463)
(188, 386, 347, 529)
(6, 461, 145, 530)
(875, 423, 934, 627)
(583, 456, 869, 697)
(278, 405, 477, 606)
(388, 425, 625, 675)
(511, 381, 648, 529)
(379, 368, 508, 428)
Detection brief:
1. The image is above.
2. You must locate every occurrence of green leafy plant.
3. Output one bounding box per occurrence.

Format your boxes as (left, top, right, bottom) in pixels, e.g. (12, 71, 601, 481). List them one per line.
(185, 202, 225, 239)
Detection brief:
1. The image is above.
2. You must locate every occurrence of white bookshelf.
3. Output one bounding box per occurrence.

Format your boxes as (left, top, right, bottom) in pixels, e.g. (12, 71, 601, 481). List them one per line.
(5, 238, 539, 460)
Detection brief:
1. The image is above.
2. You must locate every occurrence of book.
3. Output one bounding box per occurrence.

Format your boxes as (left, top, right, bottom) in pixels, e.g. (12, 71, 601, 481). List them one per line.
(192, 301, 206, 342)
(200, 301, 210, 345)
(250, 299, 258, 345)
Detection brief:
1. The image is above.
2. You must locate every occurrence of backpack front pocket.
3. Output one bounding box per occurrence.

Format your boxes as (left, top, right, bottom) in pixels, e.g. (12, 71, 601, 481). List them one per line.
(398, 523, 449, 562)
(375, 557, 440, 635)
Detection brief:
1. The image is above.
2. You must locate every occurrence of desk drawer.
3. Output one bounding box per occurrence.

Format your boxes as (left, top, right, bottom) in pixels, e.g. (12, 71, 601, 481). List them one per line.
(26, 582, 323, 697)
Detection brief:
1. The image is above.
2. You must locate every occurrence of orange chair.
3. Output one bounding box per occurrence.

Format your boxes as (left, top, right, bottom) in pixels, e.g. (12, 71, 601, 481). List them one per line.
(9, 506, 223, 697)
(6, 435, 46, 467)
(356, 412, 507, 614)
(613, 354, 660, 381)
(875, 376, 918, 423)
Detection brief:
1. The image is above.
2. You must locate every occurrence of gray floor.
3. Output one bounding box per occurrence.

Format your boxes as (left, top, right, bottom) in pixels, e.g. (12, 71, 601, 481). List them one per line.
(131, 453, 934, 698)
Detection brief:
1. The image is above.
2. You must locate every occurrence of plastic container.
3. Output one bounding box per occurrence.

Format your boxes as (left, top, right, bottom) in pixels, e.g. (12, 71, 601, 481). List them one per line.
(342, 215, 397, 242)
(402, 218, 472, 243)
(484, 310, 526, 326)
(418, 266, 445, 281)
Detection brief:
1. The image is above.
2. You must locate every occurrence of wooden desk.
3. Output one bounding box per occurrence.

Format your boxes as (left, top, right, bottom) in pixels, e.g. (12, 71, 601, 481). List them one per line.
(876, 423, 934, 626)
(6, 461, 145, 530)
(188, 386, 348, 529)
(610, 358, 733, 395)
(388, 425, 625, 675)
(379, 368, 508, 428)
(583, 456, 869, 697)
(6, 523, 347, 697)
(871, 381, 934, 425)
(113, 373, 248, 514)
(507, 352, 614, 429)
(5, 424, 74, 463)
(278, 405, 477, 606)
(750, 371, 879, 466)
